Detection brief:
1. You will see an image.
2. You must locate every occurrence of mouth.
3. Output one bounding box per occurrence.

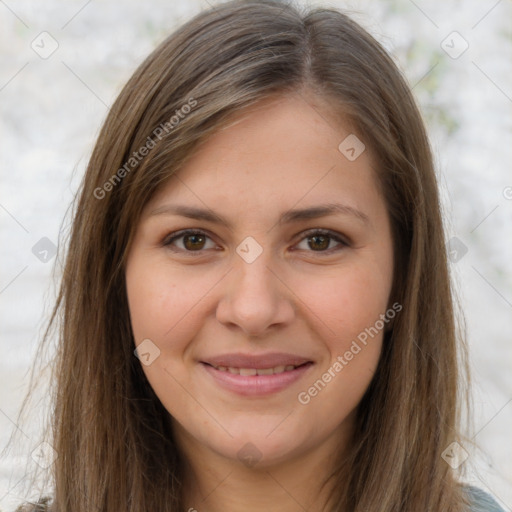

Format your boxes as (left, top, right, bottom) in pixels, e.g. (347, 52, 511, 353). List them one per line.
(205, 362, 309, 375)
(199, 353, 314, 396)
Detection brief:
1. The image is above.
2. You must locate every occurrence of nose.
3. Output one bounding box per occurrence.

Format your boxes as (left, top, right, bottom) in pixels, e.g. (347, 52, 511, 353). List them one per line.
(215, 251, 295, 337)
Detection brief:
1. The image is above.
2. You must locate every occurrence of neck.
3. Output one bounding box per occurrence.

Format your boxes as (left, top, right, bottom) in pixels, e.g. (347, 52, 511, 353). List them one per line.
(177, 426, 351, 512)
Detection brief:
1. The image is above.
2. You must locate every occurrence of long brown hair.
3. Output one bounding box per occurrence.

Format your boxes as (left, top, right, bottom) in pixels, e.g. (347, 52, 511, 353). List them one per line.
(11, 1, 472, 510)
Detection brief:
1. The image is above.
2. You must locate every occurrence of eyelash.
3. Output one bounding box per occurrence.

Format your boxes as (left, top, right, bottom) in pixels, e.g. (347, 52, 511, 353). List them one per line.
(162, 228, 350, 256)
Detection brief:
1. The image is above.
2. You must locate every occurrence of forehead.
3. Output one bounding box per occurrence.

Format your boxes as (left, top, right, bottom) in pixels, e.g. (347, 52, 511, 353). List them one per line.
(144, 94, 381, 220)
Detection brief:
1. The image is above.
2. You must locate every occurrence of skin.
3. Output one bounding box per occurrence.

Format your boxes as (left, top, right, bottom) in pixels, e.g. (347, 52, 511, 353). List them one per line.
(125, 93, 395, 512)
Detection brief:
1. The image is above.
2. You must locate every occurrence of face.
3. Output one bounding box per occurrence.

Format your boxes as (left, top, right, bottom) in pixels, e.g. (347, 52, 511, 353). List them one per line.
(125, 93, 394, 468)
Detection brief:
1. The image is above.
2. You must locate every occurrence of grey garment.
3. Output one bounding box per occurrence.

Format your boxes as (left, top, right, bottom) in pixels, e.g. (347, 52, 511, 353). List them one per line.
(464, 485, 508, 512)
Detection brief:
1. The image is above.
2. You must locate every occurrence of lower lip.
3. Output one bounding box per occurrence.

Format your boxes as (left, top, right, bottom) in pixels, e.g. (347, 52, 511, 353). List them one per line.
(200, 362, 313, 397)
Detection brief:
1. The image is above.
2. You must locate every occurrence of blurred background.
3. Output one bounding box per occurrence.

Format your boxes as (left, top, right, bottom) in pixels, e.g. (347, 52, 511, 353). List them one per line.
(0, 0, 511, 510)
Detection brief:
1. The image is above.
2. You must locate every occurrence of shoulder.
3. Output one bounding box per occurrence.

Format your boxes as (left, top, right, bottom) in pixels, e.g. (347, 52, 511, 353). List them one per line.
(463, 485, 507, 512)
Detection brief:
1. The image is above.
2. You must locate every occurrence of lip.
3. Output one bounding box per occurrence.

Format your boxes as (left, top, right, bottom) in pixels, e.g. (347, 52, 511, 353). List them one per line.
(199, 352, 314, 397)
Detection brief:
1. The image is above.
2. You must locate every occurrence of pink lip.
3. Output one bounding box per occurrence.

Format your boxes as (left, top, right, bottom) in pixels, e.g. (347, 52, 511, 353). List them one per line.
(202, 352, 312, 369)
(199, 353, 314, 397)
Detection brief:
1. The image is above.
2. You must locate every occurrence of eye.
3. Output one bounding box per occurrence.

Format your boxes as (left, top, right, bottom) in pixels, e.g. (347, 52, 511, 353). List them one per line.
(293, 228, 349, 254)
(163, 228, 349, 255)
(163, 229, 218, 253)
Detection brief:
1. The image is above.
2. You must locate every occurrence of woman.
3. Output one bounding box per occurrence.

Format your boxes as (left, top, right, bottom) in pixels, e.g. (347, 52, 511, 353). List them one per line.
(12, 1, 506, 510)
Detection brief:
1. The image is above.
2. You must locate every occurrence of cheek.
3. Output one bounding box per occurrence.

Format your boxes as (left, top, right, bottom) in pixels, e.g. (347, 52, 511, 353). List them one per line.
(125, 255, 214, 349)
(292, 264, 389, 421)
(298, 259, 392, 351)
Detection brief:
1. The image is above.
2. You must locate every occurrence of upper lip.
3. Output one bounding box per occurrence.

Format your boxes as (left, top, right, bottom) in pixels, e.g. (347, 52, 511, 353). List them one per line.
(201, 352, 313, 369)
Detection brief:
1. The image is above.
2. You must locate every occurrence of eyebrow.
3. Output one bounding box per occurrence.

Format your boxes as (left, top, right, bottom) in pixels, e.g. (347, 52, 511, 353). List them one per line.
(148, 203, 370, 228)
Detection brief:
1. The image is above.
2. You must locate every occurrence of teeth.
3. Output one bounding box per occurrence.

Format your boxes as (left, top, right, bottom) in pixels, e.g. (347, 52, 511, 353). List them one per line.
(213, 364, 300, 375)
(239, 368, 257, 376)
(256, 368, 274, 376)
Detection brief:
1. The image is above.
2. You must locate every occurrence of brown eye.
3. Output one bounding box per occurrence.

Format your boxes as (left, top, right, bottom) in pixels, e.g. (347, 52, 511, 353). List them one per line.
(164, 230, 217, 253)
(295, 229, 348, 253)
(183, 233, 206, 250)
(307, 234, 330, 251)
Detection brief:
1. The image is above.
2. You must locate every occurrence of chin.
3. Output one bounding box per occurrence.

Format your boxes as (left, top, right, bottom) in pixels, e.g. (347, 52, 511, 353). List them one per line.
(175, 413, 310, 469)
(238, 421, 326, 467)
(216, 434, 305, 469)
